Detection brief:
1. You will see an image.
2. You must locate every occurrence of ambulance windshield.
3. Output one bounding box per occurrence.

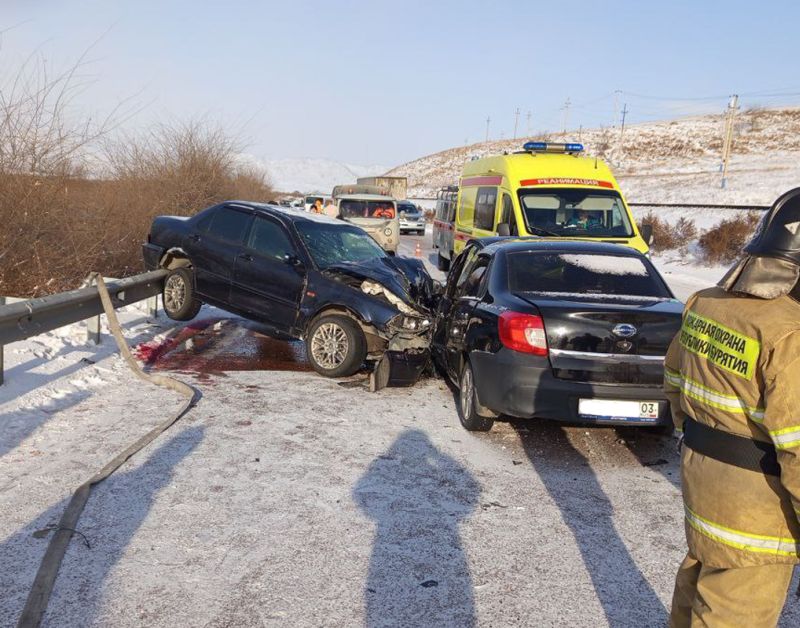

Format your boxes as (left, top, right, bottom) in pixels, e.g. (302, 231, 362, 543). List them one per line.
(518, 189, 634, 238)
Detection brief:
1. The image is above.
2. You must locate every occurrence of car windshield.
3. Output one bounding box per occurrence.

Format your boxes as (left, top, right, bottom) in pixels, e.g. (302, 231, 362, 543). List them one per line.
(507, 251, 671, 299)
(339, 199, 396, 219)
(518, 189, 634, 238)
(295, 221, 386, 269)
(305, 196, 323, 204)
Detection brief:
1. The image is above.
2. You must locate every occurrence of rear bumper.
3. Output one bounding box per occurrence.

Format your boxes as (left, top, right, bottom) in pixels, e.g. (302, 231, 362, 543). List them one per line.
(469, 348, 670, 426)
(142, 243, 164, 271)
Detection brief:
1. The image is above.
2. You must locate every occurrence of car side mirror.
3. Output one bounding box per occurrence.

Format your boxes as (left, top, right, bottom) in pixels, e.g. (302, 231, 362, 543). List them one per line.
(497, 222, 511, 237)
(640, 223, 654, 245)
(285, 254, 305, 269)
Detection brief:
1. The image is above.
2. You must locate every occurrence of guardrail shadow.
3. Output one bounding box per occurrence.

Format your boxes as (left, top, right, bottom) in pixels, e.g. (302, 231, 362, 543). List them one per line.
(353, 429, 480, 627)
(511, 418, 667, 626)
(0, 316, 182, 460)
(0, 425, 204, 625)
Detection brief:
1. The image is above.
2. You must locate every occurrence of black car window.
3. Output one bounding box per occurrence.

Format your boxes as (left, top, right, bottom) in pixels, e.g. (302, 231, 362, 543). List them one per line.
(210, 207, 252, 243)
(450, 246, 479, 296)
(194, 208, 216, 233)
(295, 221, 386, 269)
(247, 217, 296, 261)
(461, 260, 489, 298)
(507, 252, 672, 298)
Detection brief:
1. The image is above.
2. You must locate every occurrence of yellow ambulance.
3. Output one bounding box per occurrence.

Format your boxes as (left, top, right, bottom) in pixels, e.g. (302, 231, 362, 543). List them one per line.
(443, 142, 650, 268)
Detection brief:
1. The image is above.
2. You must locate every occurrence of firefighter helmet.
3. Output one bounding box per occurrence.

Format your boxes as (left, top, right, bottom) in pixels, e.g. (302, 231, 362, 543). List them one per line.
(745, 188, 800, 266)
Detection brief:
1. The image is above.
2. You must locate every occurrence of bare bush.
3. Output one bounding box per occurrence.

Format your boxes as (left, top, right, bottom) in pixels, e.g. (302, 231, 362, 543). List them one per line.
(0, 58, 272, 297)
(698, 212, 762, 265)
(637, 211, 697, 251)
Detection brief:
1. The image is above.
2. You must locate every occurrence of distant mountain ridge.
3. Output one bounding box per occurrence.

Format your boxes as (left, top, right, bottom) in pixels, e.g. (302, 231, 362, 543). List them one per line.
(238, 154, 387, 194)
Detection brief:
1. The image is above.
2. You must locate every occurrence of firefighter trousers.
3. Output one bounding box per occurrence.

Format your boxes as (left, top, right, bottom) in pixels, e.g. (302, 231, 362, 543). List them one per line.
(669, 553, 795, 627)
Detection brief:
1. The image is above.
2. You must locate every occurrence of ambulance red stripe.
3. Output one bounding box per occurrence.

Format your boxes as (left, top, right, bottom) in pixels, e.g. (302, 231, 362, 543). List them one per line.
(519, 177, 614, 188)
(461, 175, 503, 187)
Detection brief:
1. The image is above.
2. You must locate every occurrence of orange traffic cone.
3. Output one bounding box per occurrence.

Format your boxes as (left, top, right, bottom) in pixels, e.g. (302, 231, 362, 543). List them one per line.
(415, 242, 422, 258)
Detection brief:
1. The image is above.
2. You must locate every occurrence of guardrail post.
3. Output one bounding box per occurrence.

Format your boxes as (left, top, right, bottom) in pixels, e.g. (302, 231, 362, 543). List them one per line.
(87, 278, 101, 345)
(147, 294, 159, 318)
(0, 296, 4, 385)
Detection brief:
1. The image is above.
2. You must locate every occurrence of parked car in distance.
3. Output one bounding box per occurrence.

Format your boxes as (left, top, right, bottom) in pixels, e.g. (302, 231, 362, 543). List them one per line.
(142, 202, 436, 381)
(433, 184, 458, 270)
(397, 201, 426, 235)
(432, 238, 683, 431)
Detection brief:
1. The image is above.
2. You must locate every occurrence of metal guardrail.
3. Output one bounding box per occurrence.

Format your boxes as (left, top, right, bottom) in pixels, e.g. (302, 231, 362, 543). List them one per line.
(628, 202, 770, 211)
(0, 270, 167, 385)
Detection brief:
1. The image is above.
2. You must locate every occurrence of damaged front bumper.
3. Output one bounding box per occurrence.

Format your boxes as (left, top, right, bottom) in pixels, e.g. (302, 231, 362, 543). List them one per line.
(370, 349, 430, 391)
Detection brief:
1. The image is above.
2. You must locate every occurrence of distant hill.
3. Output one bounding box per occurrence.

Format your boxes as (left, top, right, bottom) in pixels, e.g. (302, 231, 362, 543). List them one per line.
(386, 107, 800, 205)
(238, 155, 387, 195)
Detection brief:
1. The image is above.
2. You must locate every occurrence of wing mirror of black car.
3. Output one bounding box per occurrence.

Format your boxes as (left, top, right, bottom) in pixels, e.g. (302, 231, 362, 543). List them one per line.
(285, 254, 305, 269)
(640, 223, 654, 245)
(497, 222, 511, 236)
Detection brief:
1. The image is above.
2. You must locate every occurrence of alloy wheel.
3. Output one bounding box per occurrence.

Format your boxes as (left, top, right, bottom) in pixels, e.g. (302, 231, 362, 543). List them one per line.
(460, 365, 473, 418)
(164, 274, 187, 312)
(310, 323, 349, 370)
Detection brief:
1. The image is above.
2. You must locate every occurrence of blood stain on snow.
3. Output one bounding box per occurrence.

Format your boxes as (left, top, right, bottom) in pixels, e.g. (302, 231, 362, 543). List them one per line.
(134, 317, 312, 375)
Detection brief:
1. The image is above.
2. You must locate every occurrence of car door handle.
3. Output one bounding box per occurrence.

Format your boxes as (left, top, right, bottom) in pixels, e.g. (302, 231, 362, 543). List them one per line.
(239, 253, 254, 262)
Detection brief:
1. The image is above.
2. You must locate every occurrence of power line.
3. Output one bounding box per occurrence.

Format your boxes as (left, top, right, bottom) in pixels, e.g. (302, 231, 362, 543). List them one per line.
(485, 116, 491, 143)
(513, 108, 520, 139)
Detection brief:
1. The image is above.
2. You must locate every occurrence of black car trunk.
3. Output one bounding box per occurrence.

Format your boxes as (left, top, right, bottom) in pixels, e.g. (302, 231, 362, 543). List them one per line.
(515, 294, 683, 385)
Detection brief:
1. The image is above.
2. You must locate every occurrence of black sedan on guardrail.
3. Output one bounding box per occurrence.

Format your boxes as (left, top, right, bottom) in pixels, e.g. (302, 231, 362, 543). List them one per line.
(432, 238, 683, 431)
(142, 202, 436, 382)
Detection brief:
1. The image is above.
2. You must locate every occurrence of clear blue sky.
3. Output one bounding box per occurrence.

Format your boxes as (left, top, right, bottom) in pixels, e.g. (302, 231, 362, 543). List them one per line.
(3, 0, 799, 167)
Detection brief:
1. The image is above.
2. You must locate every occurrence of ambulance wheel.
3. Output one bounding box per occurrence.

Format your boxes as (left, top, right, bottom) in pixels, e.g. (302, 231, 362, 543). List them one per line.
(457, 361, 495, 432)
(437, 252, 450, 272)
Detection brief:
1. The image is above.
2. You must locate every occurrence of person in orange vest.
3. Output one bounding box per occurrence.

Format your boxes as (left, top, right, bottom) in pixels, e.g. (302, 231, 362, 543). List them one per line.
(665, 188, 800, 627)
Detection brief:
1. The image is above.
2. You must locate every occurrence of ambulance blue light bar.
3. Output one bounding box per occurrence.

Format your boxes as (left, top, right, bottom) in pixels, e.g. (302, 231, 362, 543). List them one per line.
(523, 142, 584, 154)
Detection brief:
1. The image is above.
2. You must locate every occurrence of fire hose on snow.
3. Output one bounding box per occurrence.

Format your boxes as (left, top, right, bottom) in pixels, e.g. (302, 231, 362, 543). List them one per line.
(17, 273, 200, 628)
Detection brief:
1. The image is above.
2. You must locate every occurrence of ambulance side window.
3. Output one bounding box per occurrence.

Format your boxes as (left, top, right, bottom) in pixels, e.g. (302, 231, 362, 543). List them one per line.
(501, 193, 517, 235)
(474, 186, 497, 231)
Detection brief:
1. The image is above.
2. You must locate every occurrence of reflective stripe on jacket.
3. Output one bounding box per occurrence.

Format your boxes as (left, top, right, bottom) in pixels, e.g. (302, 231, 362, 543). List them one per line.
(664, 286, 800, 567)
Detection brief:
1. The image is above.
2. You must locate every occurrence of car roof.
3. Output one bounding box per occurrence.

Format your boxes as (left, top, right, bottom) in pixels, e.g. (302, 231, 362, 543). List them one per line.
(225, 201, 344, 225)
(337, 194, 396, 201)
(473, 236, 646, 257)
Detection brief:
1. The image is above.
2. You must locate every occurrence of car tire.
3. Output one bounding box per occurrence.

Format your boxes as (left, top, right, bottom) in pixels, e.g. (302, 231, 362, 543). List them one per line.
(306, 314, 367, 378)
(457, 361, 495, 432)
(162, 268, 202, 321)
(437, 252, 450, 272)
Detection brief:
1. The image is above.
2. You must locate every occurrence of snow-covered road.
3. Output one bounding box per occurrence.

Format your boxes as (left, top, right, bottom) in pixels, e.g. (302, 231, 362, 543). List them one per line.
(1, 236, 797, 627)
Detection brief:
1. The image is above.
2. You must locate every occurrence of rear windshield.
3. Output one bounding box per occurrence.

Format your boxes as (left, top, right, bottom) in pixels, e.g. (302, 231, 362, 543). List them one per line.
(507, 252, 671, 299)
(339, 199, 396, 219)
(518, 188, 633, 238)
(295, 221, 386, 269)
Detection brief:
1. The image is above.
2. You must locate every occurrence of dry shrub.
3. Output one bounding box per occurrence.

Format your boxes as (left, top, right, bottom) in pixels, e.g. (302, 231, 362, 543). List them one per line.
(698, 212, 762, 265)
(637, 211, 697, 251)
(0, 58, 273, 297)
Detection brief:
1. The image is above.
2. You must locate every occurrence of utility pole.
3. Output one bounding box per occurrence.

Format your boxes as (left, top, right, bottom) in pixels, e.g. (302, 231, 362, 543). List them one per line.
(561, 98, 571, 134)
(578, 125, 583, 142)
(526, 110, 532, 136)
(721, 94, 739, 189)
(619, 103, 629, 140)
(485, 116, 491, 143)
(613, 89, 622, 127)
(513, 108, 520, 139)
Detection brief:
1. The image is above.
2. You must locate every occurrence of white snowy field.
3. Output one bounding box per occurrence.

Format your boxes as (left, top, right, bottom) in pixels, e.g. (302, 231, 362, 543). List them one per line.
(2, 233, 798, 627)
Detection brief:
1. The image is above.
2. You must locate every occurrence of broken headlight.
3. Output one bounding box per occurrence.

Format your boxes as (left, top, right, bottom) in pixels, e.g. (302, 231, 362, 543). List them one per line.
(391, 314, 431, 332)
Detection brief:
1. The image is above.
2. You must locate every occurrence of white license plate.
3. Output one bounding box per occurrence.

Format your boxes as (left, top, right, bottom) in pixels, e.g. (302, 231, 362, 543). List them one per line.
(578, 399, 660, 420)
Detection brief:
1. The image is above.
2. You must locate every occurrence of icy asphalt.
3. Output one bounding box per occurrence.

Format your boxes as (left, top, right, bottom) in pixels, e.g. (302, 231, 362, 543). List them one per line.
(1, 231, 798, 627)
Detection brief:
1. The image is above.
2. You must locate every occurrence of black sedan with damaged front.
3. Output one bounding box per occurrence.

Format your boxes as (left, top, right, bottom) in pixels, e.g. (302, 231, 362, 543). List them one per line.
(432, 238, 683, 431)
(142, 202, 435, 382)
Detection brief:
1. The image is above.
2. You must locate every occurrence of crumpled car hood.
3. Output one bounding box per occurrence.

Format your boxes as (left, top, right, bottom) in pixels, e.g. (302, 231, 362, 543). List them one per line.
(323, 257, 436, 312)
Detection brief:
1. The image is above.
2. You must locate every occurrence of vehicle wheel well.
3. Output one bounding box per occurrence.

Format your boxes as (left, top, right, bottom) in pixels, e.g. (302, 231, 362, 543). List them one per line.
(159, 248, 192, 270)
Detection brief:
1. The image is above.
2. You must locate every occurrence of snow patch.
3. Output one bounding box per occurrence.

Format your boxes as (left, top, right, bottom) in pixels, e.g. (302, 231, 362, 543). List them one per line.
(561, 254, 649, 276)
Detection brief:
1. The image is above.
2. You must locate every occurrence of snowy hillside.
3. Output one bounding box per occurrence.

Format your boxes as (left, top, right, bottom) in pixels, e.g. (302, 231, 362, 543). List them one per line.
(388, 107, 800, 205)
(238, 155, 387, 194)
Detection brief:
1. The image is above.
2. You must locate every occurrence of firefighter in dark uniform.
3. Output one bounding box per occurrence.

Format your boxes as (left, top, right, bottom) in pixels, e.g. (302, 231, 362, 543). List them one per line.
(665, 188, 800, 627)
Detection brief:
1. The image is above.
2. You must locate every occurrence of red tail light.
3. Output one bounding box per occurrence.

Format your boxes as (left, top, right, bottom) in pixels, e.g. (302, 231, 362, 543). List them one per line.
(498, 312, 548, 355)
